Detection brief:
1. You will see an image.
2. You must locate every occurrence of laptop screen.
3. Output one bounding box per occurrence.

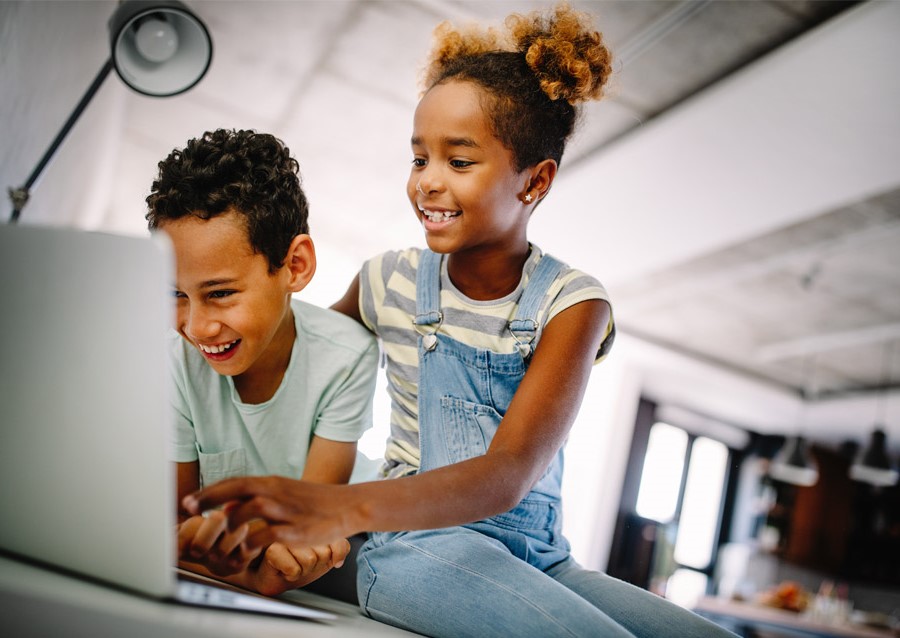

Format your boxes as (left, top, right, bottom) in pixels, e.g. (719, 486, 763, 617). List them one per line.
(0, 224, 176, 597)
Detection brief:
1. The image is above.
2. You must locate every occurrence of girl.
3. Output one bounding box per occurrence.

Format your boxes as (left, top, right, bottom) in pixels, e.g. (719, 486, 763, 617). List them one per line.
(186, 4, 736, 636)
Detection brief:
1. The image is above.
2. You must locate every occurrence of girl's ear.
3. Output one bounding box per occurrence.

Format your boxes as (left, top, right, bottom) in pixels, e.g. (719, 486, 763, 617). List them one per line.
(283, 234, 317, 293)
(523, 159, 558, 204)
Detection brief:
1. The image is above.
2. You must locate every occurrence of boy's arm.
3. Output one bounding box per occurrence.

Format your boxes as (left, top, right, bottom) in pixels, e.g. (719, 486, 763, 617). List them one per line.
(301, 435, 357, 484)
(176, 461, 200, 522)
(185, 299, 611, 551)
(176, 460, 255, 580)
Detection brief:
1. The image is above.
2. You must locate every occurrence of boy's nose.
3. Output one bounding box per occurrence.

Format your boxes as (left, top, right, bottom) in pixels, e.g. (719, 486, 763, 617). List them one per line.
(182, 306, 220, 340)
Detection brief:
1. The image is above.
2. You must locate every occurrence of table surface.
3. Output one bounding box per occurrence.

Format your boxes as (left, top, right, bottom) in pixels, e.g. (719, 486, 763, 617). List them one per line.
(0, 553, 420, 638)
(694, 596, 898, 638)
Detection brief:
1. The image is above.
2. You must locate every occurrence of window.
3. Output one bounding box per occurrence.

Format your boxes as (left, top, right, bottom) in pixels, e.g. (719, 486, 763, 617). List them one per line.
(674, 436, 729, 570)
(636, 423, 688, 523)
(607, 401, 736, 610)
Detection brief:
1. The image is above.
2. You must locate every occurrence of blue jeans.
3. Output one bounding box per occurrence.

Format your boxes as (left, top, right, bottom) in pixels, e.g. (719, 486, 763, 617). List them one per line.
(357, 249, 735, 637)
(359, 527, 734, 637)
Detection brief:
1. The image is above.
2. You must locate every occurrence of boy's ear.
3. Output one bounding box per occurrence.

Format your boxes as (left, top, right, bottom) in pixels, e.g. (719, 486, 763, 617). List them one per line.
(523, 159, 558, 205)
(283, 234, 316, 293)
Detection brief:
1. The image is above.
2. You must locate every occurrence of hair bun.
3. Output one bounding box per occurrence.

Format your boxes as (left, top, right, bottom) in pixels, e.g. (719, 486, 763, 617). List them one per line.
(508, 3, 612, 104)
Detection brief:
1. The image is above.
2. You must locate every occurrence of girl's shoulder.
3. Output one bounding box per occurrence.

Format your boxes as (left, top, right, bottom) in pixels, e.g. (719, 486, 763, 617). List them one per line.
(362, 247, 423, 281)
(538, 251, 615, 361)
(536, 250, 610, 306)
(359, 248, 424, 331)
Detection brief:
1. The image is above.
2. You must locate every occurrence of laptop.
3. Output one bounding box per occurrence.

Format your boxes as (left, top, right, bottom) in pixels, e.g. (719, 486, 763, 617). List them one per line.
(0, 223, 334, 621)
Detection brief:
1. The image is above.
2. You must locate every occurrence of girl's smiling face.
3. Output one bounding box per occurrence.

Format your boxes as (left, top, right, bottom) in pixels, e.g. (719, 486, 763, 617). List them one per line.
(408, 80, 532, 258)
(161, 210, 297, 388)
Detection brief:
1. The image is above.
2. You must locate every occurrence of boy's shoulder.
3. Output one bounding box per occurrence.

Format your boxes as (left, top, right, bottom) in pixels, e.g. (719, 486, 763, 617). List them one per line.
(291, 297, 375, 354)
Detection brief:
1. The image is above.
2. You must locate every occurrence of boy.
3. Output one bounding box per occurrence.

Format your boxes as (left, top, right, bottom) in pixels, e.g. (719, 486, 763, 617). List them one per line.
(145, 128, 378, 596)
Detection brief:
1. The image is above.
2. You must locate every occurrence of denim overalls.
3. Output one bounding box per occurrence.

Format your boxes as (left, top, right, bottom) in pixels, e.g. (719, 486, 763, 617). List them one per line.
(356, 249, 737, 638)
(414, 248, 571, 569)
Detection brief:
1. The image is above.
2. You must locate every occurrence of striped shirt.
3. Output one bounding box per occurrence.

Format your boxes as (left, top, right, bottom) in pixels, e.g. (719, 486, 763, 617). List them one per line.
(359, 246, 614, 478)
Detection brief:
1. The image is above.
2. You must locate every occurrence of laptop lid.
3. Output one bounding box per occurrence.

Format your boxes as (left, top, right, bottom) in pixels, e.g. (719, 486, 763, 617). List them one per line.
(0, 223, 175, 597)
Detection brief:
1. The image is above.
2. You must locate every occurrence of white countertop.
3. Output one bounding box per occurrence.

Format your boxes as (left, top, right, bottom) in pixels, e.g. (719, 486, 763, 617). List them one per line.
(0, 553, 421, 638)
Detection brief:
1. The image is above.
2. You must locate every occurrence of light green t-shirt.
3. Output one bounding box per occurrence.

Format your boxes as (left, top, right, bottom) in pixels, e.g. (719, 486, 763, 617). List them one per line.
(169, 298, 379, 487)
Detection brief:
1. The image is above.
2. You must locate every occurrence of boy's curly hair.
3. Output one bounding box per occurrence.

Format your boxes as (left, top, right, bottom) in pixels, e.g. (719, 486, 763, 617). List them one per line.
(146, 129, 309, 272)
(421, 2, 612, 171)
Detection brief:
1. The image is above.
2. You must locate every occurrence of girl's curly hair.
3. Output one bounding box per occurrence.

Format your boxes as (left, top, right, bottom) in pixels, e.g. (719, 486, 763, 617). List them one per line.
(421, 2, 612, 171)
(146, 129, 309, 272)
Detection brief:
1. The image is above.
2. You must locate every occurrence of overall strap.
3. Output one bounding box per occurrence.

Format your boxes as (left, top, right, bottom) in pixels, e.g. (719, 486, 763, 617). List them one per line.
(414, 249, 443, 350)
(508, 254, 565, 359)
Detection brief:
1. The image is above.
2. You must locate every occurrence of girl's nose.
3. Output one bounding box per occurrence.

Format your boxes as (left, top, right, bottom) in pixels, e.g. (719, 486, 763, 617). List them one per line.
(416, 169, 443, 195)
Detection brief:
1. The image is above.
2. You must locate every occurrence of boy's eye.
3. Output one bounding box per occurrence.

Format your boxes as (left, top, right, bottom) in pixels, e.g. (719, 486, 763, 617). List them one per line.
(209, 290, 235, 299)
(450, 159, 474, 168)
(171, 290, 186, 299)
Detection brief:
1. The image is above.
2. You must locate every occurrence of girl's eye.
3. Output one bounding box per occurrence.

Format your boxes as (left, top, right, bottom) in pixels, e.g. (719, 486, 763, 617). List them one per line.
(209, 290, 235, 299)
(450, 159, 474, 168)
(412, 158, 427, 168)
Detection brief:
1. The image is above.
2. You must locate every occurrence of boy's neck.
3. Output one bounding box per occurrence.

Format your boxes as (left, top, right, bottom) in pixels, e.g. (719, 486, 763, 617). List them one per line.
(447, 245, 531, 301)
(232, 309, 296, 405)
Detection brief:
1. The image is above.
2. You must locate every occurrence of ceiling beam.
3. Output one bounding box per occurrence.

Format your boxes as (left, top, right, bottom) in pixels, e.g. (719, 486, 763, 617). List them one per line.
(614, 215, 900, 312)
(757, 322, 900, 362)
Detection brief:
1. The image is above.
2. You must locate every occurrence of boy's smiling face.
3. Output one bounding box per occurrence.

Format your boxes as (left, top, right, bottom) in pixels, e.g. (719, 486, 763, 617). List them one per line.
(161, 210, 306, 397)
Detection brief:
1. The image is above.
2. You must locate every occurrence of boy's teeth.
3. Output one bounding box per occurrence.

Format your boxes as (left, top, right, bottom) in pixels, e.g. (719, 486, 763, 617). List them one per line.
(199, 340, 238, 354)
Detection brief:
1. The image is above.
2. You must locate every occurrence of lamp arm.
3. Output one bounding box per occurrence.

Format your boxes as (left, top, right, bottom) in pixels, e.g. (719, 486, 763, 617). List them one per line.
(7, 59, 114, 224)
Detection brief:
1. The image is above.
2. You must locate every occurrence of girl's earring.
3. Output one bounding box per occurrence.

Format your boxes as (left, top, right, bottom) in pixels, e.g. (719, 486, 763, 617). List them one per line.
(524, 192, 533, 203)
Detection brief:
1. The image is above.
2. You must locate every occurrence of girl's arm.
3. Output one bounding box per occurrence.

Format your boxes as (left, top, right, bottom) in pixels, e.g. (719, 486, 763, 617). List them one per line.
(184, 298, 610, 553)
(330, 274, 364, 325)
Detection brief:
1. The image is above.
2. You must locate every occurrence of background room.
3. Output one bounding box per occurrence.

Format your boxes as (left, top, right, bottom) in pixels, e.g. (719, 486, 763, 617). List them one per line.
(3, 0, 899, 632)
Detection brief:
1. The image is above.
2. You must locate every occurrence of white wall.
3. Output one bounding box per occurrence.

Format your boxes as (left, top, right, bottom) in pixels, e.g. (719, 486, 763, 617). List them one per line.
(1, 1, 124, 228)
(534, 0, 900, 290)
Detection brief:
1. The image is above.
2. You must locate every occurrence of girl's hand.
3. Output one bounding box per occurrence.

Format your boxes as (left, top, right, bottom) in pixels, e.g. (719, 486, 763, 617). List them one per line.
(252, 539, 352, 597)
(184, 478, 358, 557)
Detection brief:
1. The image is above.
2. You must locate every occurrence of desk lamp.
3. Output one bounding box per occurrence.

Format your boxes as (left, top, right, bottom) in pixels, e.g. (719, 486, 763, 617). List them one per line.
(7, 0, 212, 223)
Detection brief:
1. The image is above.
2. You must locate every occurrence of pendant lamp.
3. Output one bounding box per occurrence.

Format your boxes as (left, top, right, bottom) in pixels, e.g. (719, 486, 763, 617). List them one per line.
(769, 356, 819, 487)
(849, 343, 899, 487)
(849, 429, 898, 487)
(7, 0, 212, 223)
(770, 436, 819, 487)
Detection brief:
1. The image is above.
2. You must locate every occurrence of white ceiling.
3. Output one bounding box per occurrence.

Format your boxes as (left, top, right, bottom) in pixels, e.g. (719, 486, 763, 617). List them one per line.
(4, 0, 900, 444)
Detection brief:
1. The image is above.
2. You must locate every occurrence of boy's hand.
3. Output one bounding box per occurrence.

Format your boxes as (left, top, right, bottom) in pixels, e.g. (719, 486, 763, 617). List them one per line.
(252, 538, 352, 597)
(176, 511, 261, 576)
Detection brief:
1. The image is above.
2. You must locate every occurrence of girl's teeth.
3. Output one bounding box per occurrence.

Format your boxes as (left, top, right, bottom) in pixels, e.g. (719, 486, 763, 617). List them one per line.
(424, 210, 458, 222)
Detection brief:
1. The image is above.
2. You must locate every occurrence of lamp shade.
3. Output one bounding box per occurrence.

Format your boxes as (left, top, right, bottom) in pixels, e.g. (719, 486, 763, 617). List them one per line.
(769, 436, 819, 487)
(109, 0, 212, 97)
(849, 429, 899, 487)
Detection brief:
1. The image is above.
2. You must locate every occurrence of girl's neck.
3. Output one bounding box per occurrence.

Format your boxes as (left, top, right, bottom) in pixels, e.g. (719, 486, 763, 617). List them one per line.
(446, 244, 531, 301)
